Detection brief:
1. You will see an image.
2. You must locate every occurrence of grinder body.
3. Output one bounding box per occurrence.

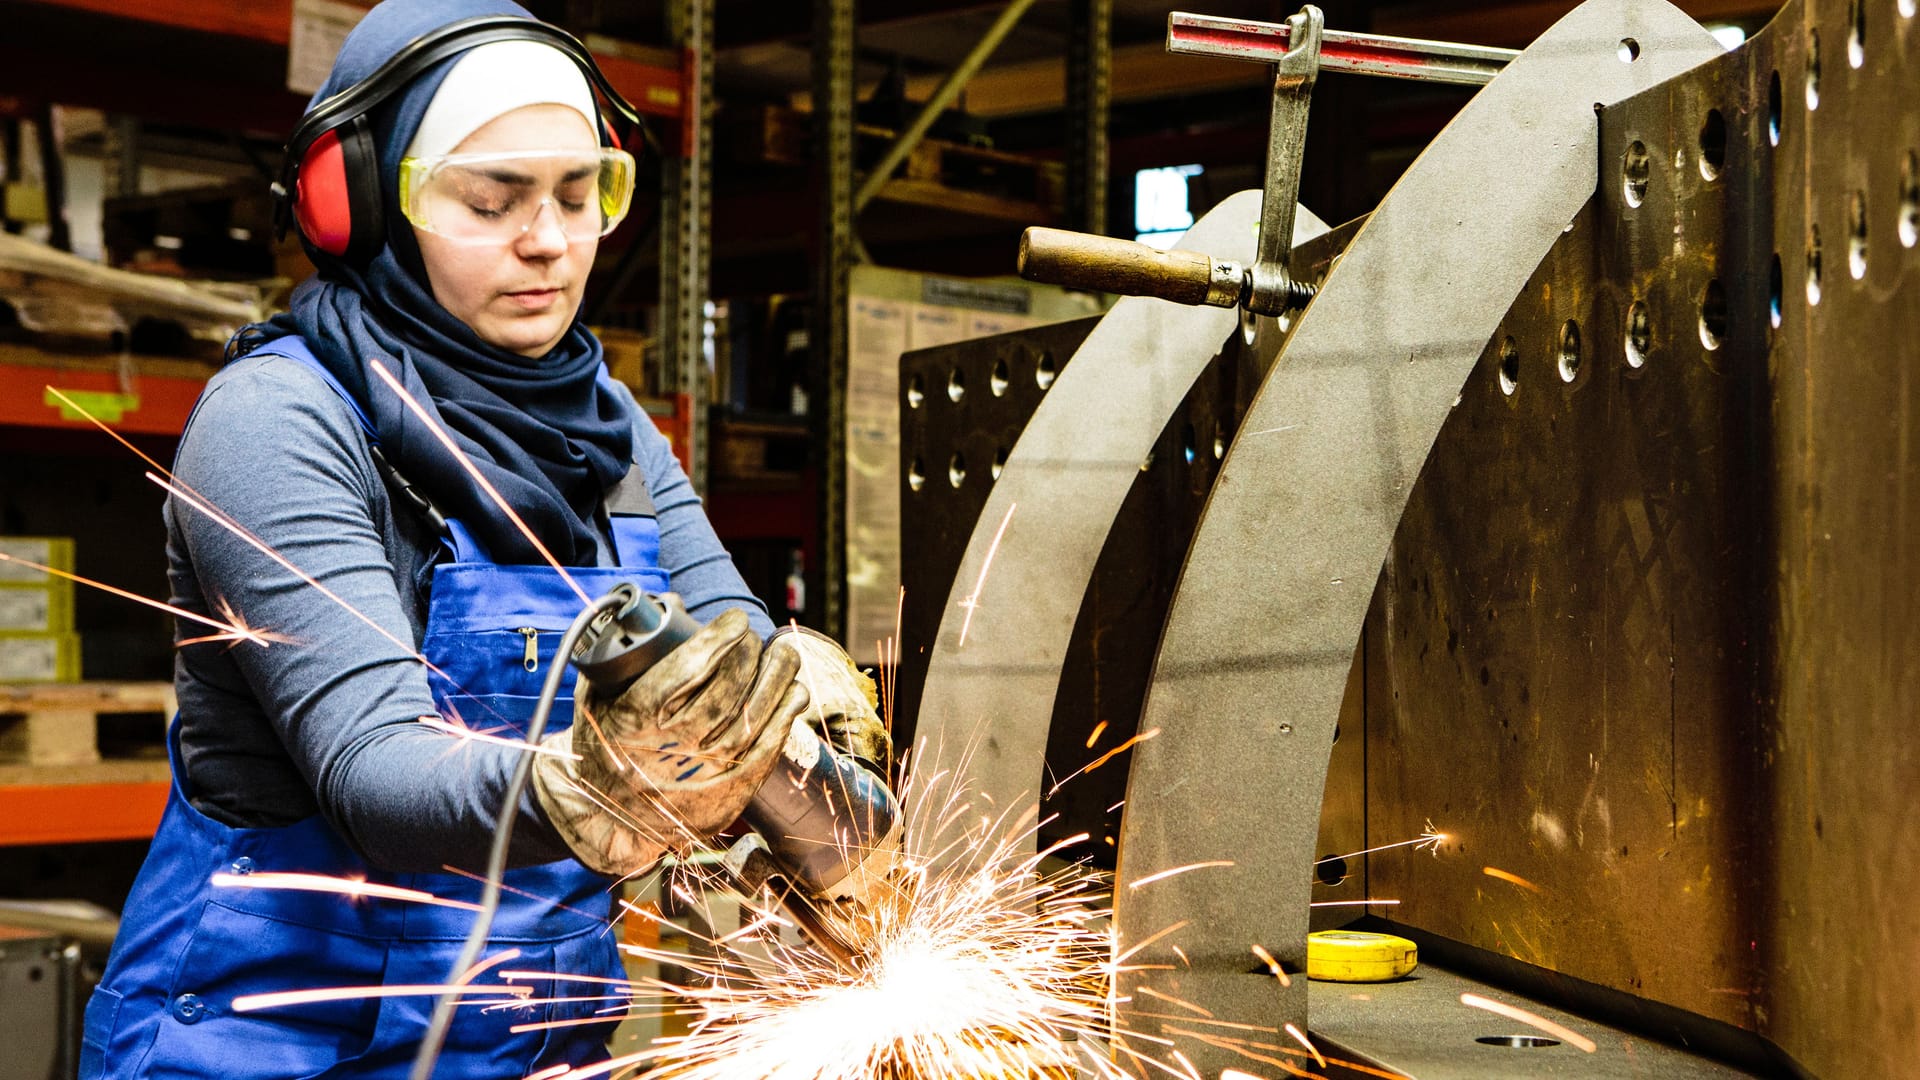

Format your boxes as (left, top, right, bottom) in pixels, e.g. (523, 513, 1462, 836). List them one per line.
(570, 585, 902, 957)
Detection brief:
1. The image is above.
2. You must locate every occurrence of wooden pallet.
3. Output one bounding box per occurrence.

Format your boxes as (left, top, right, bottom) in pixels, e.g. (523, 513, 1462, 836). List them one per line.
(0, 681, 175, 768)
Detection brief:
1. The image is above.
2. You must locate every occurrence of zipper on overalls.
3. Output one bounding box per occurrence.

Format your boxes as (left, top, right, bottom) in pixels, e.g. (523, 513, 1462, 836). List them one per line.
(516, 627, 539, 672)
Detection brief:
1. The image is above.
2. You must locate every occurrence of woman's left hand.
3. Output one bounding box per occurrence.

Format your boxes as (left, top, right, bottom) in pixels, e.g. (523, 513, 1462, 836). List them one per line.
(773, 626, 892, 774)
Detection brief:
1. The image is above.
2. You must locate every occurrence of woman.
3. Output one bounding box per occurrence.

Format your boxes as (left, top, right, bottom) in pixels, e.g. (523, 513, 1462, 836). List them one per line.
(80, 2, 885, 1076)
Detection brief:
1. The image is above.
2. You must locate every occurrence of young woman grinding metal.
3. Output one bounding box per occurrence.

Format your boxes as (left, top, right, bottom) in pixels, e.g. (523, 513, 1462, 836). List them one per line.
(79, 3, 887, 1076)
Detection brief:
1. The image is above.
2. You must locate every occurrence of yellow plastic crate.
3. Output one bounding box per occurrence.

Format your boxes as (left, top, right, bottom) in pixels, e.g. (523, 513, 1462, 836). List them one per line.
(0, 536, 76, 584)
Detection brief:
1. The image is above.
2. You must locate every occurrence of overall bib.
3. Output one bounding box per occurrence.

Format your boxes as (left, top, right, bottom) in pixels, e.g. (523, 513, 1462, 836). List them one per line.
(82, 339, 669, 1079)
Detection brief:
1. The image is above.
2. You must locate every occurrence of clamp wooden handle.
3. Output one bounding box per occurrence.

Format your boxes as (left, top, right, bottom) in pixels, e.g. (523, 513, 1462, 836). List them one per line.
(1018, 227, 1229, 306)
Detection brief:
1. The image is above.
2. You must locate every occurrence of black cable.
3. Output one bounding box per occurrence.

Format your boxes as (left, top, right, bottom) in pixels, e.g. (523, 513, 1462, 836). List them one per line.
(409, 588, 628, 1080)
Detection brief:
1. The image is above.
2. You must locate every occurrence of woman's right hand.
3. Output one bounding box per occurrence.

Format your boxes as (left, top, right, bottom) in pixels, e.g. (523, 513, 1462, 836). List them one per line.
(532, 606, 805, 877)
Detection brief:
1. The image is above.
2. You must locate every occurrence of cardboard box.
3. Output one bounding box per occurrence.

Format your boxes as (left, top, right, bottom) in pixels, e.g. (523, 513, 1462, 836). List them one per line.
(0, 633, 81, 683)
(0, 537, 74, 584)
(0, 586, 72, 633)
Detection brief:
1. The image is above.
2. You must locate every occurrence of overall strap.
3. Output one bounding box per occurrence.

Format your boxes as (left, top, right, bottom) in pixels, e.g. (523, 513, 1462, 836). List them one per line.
(250, 337, 453, 538)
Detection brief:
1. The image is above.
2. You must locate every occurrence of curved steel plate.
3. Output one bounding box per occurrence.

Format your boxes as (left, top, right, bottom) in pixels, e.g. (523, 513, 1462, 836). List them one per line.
(1115, 0, 1724, 1062)
(906, 193, 1330, 849)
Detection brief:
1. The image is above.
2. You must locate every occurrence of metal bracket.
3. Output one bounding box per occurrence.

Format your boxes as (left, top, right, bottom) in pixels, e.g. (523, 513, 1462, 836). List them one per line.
(1246, 4, 1321, 316)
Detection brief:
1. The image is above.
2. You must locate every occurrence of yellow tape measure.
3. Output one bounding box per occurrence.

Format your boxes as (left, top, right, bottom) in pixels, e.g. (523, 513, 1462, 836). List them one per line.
(1306, 930, 1419, 982)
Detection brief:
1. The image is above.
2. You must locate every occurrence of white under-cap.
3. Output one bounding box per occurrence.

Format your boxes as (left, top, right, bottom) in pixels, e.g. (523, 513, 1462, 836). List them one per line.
(405, 39, 599, 160)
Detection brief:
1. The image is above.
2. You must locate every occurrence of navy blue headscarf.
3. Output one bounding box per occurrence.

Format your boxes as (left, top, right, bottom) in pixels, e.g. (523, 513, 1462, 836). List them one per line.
(239, 0, 633, 567)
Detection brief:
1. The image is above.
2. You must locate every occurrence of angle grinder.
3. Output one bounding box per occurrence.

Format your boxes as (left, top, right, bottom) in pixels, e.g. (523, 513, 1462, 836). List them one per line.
(569, 584, 904, 968)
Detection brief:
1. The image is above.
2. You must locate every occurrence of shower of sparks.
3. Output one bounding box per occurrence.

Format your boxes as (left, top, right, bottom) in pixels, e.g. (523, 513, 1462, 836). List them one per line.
(522, 750, 1274, 1080)
(1127, 860, 1236, 891)
(1482, 866, 1544, 894)
(1459, 993, 1598, 1052)
(367, 361, 590, 607)
(1316, 825, 1449, 866)
(210, 871, 483, 912)
(1283, 1023, 1326, 1069)
(0, 552, 286, 648)
(955, 501, 1016, 647)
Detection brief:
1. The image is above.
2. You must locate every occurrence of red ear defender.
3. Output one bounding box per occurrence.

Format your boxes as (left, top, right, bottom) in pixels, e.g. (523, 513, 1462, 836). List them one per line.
(293, 129, 355, 257)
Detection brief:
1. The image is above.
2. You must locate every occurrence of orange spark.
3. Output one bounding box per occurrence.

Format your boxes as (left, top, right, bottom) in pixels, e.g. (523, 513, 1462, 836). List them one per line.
(0, 552, 281, 647)
(1309, 899, 1401, 907)
(418, 716, 580, 759)
(1085, 720, 1109, 749)
(1135, 985, 1214, 1017)
(234, 983, 529, 1012)
(368, 361, 590, 606)
(1482, 866, 1544, 894)
(1048, 727, 1161, 796)
(1250, 943, 1293, 987)
(956, 501, 1016, 646)
(211, 871, 483, 912)
(1285, 1023, 1327, 1069)
(1128, 860, 1235, 890)
(1459, 993, 1598, 1052)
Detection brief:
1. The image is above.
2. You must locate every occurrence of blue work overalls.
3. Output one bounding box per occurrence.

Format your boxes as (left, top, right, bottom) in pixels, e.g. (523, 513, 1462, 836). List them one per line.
(81, 339, 669, 1078)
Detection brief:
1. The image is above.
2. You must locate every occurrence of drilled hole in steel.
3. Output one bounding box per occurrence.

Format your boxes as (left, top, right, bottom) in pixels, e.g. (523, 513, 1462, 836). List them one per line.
(1622, 141, 1651, 208)
(1848, 0, 1866, 68)
(1699, 280, 1729, 350)
(908, 457, 926, 492)
(1806, 30, 1822, 110)
(1181, 422, 1197, 465)
(1478, 1036, 1562, 1049)
(947, 452, 967, 488)
(1625, 301, 1651, 368)
(1769, 254, 1785, 329)
(946, 368, 966, 403)
(1240, 305, 1259, 346)
(1899, 151, 1919, 248)
(1808, 225, 1825, 305)
(1498, 336, 1520, 396)
(1768, 71, 1783, 146)
(1213, 421, 1227, 460)
(1315, 855, 1350, 887)
(991, 445, 1009, 480)
(1035, 350, 1057, 390)
(1849, 191, 1870, 279)
(1699, 109, 1727, 181)
(1618, 37, 1641, 62)
(1557, 320, 1582, 383)
(1140, 448, 1154, 472)
(906, 373, 925, 409)
(990, 358, 1010, 397)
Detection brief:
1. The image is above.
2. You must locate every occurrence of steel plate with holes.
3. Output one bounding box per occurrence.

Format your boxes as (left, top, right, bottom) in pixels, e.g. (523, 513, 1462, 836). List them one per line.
(1322, 0, 1920, 1075)
(905, 192, 1331, 861)
(1115, 0, 1726, 1069)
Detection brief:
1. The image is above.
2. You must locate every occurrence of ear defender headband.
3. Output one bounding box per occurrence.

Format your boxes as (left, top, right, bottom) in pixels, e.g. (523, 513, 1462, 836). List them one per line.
(273, 15, 644, 264)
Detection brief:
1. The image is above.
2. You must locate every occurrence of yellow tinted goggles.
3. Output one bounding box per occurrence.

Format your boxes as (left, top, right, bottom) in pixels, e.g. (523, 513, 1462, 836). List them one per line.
(397, 148, 636, 245)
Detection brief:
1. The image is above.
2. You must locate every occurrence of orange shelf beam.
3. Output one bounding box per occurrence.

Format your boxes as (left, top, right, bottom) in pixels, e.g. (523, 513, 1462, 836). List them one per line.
(0, 782, 168, 846)
(0, 362, 205, 437)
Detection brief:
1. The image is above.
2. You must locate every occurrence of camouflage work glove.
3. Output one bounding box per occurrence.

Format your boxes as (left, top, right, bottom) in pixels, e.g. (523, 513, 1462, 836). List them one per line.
(533, 607, 807, 878)
(771, 625, 892, 774)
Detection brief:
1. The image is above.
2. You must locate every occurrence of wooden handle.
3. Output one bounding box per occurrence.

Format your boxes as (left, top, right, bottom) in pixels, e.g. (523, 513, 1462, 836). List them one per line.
(1018, 227, 1220, 305)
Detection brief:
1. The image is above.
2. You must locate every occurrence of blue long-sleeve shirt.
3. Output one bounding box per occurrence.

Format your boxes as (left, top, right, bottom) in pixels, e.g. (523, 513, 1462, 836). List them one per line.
(167, 351, 774, 872)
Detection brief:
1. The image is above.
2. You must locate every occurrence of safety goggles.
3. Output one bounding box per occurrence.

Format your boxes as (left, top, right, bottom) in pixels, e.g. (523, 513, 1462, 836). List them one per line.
(397, 147, 636, 245)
